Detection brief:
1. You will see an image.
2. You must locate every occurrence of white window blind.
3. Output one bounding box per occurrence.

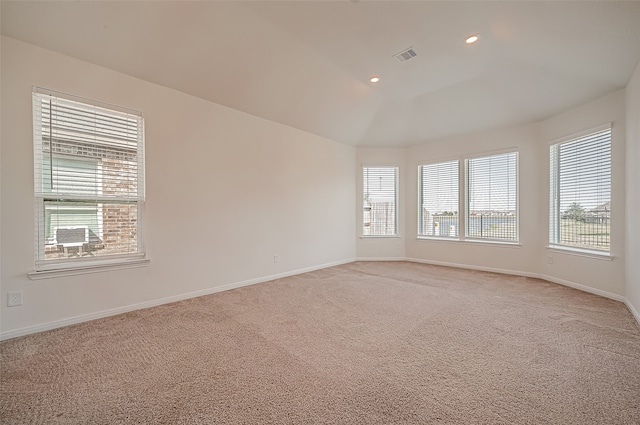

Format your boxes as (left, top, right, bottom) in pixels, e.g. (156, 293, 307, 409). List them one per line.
(363, 166, 398, 236)
(33, 87, 145, 268)
(549, 127, 611, 252)
(419, 160, 459, 238)
(466, 152, 518, 241)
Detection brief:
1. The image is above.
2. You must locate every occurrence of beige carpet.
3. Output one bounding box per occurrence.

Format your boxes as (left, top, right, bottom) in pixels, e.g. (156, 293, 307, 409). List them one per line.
(2, 261, 640, 424)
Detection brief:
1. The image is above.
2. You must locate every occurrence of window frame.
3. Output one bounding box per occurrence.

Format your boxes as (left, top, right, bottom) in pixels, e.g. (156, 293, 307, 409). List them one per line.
(548, 124, 612, 255)
(42, 155, 104, 244)
(464, 151, 519, 243)
(31, 87, 148, 278)
(416, 150, 520, 245)
(417, 159, 460, 239)
(362, 165, 399, 238)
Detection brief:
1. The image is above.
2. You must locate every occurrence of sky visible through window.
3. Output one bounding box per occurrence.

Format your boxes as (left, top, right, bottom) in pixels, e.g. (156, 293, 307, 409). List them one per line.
(421, 161, 458, 214)
(557, 136, 611, 212)
(421, 155, 517, 214)
(363, 167, 396, 203)
(468, 153, 517, 213)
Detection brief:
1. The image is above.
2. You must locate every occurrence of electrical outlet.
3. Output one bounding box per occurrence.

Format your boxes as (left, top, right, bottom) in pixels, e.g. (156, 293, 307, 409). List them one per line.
(547, 256, 553, 264)
(274, 254, 279, 263)
(7, 292, 23, 307)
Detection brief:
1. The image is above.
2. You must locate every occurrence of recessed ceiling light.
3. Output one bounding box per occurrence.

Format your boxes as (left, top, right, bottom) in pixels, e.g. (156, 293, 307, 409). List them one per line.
(370, 77, 380, 83)
(465, 34, 479, 45)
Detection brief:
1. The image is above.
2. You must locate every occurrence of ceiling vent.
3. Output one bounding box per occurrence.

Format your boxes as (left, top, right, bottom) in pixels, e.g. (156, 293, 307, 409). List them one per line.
(393, 47, 417, 63)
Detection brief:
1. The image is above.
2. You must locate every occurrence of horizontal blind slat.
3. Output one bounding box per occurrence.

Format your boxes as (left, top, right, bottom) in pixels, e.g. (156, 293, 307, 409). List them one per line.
(33, 89, 145, 264)
(419, 160, 459, 237)
(467, 152, 518, 241)
(363, 166, 398, 236)
(550, 127, 611, 251)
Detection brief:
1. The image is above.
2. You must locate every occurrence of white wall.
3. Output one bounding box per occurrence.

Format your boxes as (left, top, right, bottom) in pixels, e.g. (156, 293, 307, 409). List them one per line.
(1, 35, 635, 339)
(402, 90, 627, 298)
(626, 61, 640, 319)
(356, 148, 406, 259)
(405, 123, 542, 275)
(538, 90, 626, 297)
(0, 36, 356, 338)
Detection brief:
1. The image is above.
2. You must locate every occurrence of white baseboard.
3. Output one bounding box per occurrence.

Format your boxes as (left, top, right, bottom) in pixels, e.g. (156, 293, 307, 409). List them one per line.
(405, 257, 541, 279)
(355, 257, 408, 262)
(537, 273, 626, 302)
(392, 257, 638, 325)
(3, 256, 638, 340)
(625, 299, 640, 324)
(0, 258, 356, 341)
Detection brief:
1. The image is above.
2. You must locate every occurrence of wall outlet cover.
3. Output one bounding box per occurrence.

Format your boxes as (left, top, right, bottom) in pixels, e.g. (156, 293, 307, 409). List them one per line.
(7, 292, 23, 307)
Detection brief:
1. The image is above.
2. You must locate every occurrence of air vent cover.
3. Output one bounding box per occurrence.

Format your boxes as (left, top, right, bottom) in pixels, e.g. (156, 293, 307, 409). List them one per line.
(393, 47, 417, 63)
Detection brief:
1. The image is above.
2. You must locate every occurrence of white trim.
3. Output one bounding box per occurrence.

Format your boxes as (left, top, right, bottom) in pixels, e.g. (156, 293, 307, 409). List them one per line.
(409, 257, 636, 323)
(417, 157, 461, 168)
(417, 159, 461, 239)
(624, 299, 640, 325)
(405, 257, 539, 279)
(416, 236, 460, 242)
(33, 87, 146, 269)
(3, 258, 355, 341)
(415, 237, 521, 248)
(29, 257, 150, 280)
(361, 164, 400, 237)
(546, 245, 612, 261)
(356, 257, 407, 262)
(360, 235, 401, 239)
(460, 239, 521, 247)
(463, 146, 521, 161)
(548, 122, 612, 146)
(537, 273, 625, 302)
(464, 151, 519, 243)
(360, 163, 401, 168)
(34, 251, 147, 272)
(33, 85, 143, 117)
(405, 257, 635, 323)
(6, 257, 638, 341)
(548, 126, 612, 255)
(406, 257, 624, 301)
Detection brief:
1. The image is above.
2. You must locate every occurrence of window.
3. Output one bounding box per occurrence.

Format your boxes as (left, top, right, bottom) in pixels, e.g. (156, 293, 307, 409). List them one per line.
(33, 87, 145, 270)
(549, 126, 611, 253)
(419, 160, 459, 238)
(466, 152, 518, 242)
(363, 166, 398, 236)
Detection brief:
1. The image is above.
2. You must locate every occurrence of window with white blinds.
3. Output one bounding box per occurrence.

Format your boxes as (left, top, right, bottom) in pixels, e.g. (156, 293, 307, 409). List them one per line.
(33, 87, 145, 269)
(549, 126, 611, 252)
(419, 160, 459, 238)
(466, 152, 518, 241)
(363, 166, 398, 236)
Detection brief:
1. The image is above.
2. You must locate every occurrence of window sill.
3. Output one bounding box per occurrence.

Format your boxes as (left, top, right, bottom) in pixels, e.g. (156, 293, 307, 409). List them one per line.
(546, 245, 612, 261)
(464, 238, 520, 247)
(416, 237, 521, 248)
(29, 257, 150, 280)
(360, 235, 401, 239)
(416, 236, 459, 242)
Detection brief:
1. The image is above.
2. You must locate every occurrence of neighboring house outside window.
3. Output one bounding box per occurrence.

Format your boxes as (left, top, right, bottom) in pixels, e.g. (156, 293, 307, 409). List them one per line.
(33, 87, 145, 271)
(549, 126, 611, 253)
(363, 166, 398, 236)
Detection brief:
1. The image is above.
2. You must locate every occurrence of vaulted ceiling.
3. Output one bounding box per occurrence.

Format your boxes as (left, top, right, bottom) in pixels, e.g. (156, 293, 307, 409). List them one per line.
(3, 1, 640, 147)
